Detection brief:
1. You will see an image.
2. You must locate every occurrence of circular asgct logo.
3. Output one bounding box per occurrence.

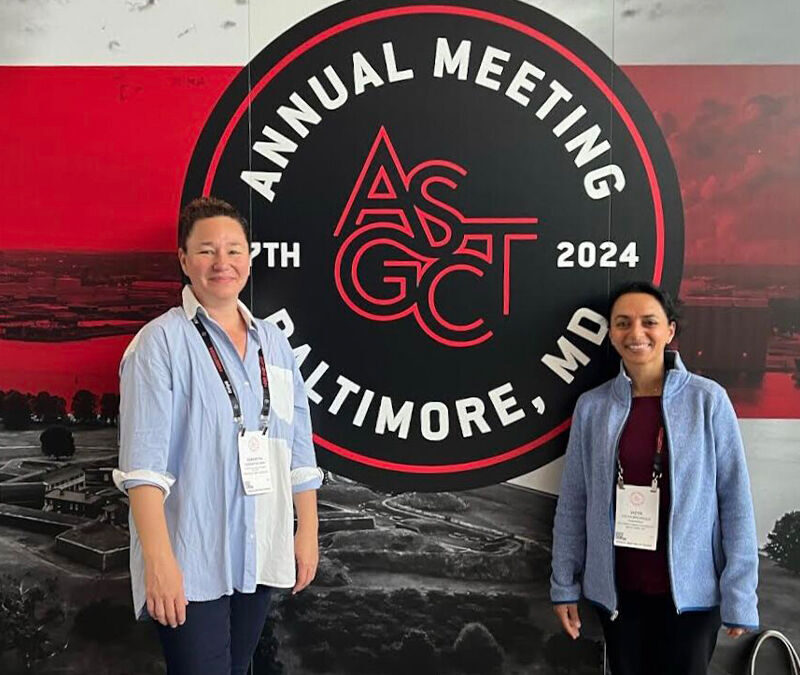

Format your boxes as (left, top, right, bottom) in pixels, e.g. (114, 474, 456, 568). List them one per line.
(183, 0, 683, 491)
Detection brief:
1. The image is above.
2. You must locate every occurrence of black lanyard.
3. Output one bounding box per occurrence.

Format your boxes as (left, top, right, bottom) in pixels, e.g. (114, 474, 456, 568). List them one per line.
(651, 427, 665, 483)
(191, 316, 271, 431)
(617, 426, 665, 489)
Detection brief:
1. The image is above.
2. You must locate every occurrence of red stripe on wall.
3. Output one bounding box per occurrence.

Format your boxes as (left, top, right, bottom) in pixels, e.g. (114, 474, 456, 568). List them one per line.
(1, 65, 798, 417)
(0, 66, 238, 251)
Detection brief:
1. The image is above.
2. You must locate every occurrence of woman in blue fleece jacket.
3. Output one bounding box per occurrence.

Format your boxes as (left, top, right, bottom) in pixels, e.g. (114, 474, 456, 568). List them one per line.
(550, 282, 758, 675)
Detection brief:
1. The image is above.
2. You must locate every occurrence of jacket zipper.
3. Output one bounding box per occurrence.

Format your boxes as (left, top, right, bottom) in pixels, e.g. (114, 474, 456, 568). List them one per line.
(609, 394, 632, 622)
(660, 371, 681, 614)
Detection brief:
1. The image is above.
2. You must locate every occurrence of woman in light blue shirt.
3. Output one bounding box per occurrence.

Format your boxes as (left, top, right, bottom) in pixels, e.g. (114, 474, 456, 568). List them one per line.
(113, 196, 323, 674)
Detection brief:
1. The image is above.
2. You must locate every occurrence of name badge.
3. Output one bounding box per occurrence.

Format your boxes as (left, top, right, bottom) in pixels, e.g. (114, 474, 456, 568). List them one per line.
(614, 484, 659, 551)
(238, 430, 272, 495)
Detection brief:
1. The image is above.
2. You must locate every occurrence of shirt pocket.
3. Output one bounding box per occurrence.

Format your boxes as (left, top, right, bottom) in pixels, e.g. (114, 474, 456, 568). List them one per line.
(266, 363, 294, 424)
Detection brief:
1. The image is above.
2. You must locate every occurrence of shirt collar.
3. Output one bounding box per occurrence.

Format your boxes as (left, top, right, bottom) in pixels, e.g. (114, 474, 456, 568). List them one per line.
(181, 285, 256, 329)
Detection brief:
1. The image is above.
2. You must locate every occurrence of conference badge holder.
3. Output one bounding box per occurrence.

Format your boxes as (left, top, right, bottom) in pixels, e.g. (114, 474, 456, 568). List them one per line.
(238, 430, 273, 495)
(614, 427, 664, 551)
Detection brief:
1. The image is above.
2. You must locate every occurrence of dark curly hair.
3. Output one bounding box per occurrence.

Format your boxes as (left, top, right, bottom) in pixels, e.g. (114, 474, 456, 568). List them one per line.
(178, 196, 250, 250)
(607, 281, 682, 334)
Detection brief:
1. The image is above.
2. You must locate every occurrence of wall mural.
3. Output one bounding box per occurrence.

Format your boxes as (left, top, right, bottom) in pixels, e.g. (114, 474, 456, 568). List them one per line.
(182, 0, 684, 493)
(0, 1, 798, 673)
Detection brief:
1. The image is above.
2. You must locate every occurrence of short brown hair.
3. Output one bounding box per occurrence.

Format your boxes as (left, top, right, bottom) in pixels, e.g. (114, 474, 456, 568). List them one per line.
(178, 197, 250, 250)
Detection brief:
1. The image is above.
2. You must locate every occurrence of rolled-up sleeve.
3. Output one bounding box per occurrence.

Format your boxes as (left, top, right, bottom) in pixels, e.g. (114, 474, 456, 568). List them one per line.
(288, 346, 323, 494)
(113, 324, 176, 499)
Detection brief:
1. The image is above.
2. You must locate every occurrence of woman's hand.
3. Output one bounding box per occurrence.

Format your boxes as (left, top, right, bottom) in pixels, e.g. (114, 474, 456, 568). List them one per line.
(725, 626, 747, 638)
(145, 553, 187, 628)
(292, 489, 319, 594)
(554, 603, 582, 640)
(128, 485, 187, 628)
(293, 527, 319, 594)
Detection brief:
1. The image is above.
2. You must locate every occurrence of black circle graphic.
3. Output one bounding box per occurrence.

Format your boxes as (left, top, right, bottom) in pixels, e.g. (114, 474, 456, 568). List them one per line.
(183, 0, 684, 491)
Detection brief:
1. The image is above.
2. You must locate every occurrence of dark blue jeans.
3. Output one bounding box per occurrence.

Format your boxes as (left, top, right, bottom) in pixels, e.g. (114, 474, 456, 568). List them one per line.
(155, 586, 273, 675)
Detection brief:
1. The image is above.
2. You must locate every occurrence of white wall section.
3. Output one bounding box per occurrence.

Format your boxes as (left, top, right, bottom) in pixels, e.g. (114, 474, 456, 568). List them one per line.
(1, 0, 798, 65)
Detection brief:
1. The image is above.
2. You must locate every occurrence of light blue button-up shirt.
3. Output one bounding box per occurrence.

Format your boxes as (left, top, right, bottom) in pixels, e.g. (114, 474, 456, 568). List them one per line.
(114, 286, 323, 618)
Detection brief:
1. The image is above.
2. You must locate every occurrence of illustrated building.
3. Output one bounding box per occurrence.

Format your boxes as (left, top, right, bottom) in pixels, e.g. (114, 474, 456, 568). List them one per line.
(44, 489, 108, 518)
(55, 521, 130, 572)
(84, 466, 115, 489)
(41, 466, 86, 492)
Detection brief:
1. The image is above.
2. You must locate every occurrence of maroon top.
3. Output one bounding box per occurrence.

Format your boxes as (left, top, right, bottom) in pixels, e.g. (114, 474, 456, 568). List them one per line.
(614, 396, 672, 595)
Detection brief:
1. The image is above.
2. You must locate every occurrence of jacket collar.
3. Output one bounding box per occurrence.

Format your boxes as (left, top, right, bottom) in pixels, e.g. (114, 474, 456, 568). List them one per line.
(181, 285, 255, 329)
(611, 350, 690, 402)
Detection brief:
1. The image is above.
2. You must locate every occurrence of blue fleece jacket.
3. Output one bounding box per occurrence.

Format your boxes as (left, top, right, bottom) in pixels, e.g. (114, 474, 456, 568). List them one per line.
(550, 351, 759, 628)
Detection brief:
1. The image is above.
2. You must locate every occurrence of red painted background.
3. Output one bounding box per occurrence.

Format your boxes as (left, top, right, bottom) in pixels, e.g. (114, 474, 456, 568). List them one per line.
(1, 65, 799, 416)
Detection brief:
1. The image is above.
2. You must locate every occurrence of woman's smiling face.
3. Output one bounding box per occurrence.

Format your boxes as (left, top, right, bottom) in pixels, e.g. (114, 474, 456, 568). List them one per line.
(178, 215, 250, 306)
(609, 292, 676, 369)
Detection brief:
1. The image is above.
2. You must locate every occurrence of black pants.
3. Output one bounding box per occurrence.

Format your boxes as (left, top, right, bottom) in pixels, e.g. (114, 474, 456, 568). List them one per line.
(155, 586, 273, 675)
(597, 592, 721, 675)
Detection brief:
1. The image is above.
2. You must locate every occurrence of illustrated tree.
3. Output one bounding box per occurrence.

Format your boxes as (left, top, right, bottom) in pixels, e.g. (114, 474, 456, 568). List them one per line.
(2, 390, 32, 430)
(71, 389, 98, 423)
(391, 628, 438, 673)
(40, 426, 76, 459)
(99, 392, 120, 424)
(33, 391, 62, 423)
(763, 511, 800, 574)
(0, 575, 64, 672)
(453, 622, 505, 674)
(54, 396, 67, 420)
